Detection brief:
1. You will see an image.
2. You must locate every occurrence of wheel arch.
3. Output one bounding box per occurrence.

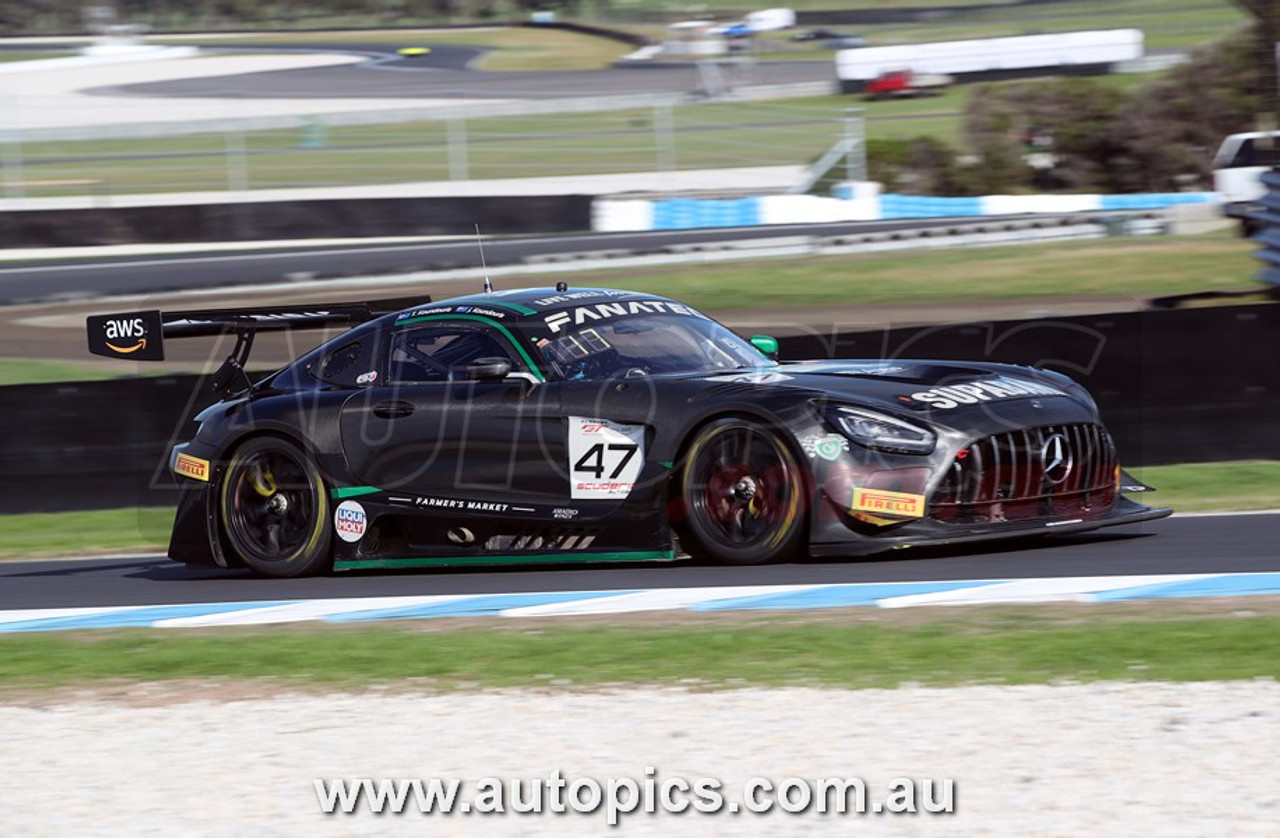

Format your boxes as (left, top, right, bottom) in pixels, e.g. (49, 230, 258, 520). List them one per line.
(666, 410, 814, 563)
(208, 429, 336, 576)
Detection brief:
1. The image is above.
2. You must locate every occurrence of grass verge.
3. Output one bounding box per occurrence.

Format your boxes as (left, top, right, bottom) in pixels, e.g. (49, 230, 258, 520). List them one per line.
(0, 462, 1272, 561)
(0, 508, 173, 559)
(0, 358, 127, 386)
(539, 230, 1256, 310)
(1129, 461, 1280, 512)
(1, 610, 1278, 690)
(0, 51, 74, 63)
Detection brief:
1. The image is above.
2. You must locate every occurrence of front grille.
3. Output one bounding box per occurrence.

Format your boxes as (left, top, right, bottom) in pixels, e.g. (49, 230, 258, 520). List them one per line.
(930, 423, 1117, 524)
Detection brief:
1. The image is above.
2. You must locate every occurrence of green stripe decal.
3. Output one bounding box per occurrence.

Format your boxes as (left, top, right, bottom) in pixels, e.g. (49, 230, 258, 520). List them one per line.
(486, 301, 538, 315)
(330, 486, 381, 500)
(394, 314, 545, 382)
(335, 550, 675, 571)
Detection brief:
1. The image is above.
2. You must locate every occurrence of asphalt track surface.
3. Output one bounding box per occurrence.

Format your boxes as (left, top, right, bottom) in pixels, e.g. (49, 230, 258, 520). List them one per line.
(0, 219, 1009, 303)
(99, 45, 833, 100)
(2, 514, 1276, 610)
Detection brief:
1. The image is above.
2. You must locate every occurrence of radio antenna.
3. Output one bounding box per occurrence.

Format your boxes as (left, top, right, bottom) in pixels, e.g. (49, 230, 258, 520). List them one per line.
(475, 224, 493, 294)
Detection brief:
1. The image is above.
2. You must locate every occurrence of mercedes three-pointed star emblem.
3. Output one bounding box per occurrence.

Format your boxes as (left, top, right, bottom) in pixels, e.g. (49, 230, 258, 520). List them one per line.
(1040, 432, 1074, 486)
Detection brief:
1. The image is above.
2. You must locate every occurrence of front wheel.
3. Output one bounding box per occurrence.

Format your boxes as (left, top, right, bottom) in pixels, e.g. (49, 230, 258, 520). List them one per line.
(677, 418, 807, 565)
(218, 436, 332, 577)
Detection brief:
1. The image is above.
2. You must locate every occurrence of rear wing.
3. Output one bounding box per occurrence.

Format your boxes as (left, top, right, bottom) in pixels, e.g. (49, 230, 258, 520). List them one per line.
(86, 295, 427, 392)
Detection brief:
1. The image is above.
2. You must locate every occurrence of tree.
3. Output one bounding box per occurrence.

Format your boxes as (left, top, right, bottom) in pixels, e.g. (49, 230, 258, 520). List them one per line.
(1231, 0, 1280, 117)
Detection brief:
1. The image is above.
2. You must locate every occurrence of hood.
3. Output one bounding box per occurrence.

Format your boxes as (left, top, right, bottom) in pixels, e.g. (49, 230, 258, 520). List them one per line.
(698, 359, 1095, 424)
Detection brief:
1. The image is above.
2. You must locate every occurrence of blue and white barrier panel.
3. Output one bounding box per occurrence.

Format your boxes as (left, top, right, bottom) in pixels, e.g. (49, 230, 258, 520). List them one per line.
(591, 188, 1220, 232)
(1, 571, 1278, 632)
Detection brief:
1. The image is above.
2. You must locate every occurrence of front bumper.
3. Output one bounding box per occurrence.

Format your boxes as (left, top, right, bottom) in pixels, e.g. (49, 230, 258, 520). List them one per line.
(809, 495, 1172, 557)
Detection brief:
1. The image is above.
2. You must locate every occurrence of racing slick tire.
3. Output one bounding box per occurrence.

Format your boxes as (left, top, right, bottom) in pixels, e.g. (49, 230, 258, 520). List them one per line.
(217, 435, 333, 578)
(677, 417, 807, 565)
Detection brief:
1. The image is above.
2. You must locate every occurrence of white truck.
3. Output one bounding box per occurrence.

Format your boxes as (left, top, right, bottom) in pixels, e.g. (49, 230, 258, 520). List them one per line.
(1212, 131, 1280, 234)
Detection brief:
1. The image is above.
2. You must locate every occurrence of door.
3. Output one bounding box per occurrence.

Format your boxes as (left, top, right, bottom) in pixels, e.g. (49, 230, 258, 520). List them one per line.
(339, 320, 567, 504)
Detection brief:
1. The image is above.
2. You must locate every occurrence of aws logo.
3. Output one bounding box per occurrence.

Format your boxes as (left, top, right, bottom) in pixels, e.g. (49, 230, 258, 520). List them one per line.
(86, 310, 165, 361)
(104, 317, 148, 354)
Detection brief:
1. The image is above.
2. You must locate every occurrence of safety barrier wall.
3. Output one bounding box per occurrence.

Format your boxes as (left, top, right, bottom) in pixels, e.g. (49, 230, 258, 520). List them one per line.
(0, 190, 1217, 246)
(1, 304, 1274, 513)
(593, 190, 1219, 231)
(0, 195, 594, 248)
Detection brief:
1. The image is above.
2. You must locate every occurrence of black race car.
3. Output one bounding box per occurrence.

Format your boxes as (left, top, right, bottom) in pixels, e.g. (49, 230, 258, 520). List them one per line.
(87, 286, 1169, 577)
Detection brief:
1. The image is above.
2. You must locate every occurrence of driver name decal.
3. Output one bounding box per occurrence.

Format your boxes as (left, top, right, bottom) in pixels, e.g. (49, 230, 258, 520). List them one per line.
(907, 376, 1067, 409)
(568, 417, 646, 500)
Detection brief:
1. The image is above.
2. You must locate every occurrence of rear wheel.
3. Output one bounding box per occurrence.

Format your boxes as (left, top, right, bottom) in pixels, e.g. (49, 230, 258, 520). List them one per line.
(218, 436, 332, 577)
(678, 418, 807, 565)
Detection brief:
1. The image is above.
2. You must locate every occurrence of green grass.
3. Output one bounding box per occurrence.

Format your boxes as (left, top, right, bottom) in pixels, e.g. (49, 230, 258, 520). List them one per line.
(853, 0, 1244, 51)
(0, 461, 1272, 560)
(0, 358, 126, 386)
(0, 508, 173, 559)
(545, 230, 1256, 310)
(0, 358, 229, 387)
(15, 97, 852, 195)
(0, 51, 74, 63)
(1, 613, 1278, 689)
(0, 66, 1176, 196)
(614, 0, 1242, 52)
(1129, 461, 1280, 512)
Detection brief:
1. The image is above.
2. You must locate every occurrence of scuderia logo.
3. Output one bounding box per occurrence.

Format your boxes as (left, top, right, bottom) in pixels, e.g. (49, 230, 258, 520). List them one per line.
(86, 310, 165, 361)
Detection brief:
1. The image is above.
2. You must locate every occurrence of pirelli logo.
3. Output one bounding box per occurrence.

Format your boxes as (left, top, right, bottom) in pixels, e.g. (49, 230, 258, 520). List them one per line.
(851, 487, 926, 519)
(174, 453, 211, 482)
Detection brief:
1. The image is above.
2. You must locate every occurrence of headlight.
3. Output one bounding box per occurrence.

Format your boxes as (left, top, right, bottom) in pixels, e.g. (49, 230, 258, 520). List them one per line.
(835, 407, 936, 455)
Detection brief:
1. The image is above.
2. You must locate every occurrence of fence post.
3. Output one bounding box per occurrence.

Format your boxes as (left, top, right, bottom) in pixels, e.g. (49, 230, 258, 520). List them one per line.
(843, 107, 866, 182)
(447, 115, 469, 181)
(654, 102, 676, 172)
(225, 126, 249, 193)
(1, 94, 23, 199)
(1, 131, 22, 199)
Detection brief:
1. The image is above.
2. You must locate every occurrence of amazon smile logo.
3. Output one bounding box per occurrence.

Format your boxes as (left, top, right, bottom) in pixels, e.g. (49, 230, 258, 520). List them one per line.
(106, 337, 147, 354)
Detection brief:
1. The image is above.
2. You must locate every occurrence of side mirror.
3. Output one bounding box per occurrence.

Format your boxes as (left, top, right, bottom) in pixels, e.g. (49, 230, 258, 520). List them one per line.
(464, 357, 513, 381)
(750, 335, 779, 361)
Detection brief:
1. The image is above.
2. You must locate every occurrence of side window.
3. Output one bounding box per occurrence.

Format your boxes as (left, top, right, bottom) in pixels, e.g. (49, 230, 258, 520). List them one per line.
(388, 324, 518, 384)
(311, 338, 377, 387)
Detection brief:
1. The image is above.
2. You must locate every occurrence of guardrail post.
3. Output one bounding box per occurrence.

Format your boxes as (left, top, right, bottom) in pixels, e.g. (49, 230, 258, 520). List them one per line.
(447, 115, 469, 181)
(654, 103, 676, 172)
(843, 107, 866, 183)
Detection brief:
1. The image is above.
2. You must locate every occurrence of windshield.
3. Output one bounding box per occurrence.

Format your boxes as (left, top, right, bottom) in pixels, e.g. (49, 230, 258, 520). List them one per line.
(533, 313, 772, 380)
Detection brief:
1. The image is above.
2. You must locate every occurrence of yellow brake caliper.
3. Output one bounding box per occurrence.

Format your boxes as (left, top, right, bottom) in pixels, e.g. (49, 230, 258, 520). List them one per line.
(248, 463, 277, 498)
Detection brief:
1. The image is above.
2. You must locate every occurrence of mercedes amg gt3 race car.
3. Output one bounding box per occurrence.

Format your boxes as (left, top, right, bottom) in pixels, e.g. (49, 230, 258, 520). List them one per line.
(87, 286, 1170, 577)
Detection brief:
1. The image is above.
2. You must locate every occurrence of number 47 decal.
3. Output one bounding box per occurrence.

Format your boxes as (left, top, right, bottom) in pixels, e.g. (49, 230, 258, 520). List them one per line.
(568, 417, 646, 499)
(574, 443, 639, 480)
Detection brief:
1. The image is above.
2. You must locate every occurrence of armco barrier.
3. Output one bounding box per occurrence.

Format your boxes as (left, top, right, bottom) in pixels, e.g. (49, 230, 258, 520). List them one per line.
(0, 304, 1275, 513)
(0, 195, 593, 248)
(595, 191, 1218, 231)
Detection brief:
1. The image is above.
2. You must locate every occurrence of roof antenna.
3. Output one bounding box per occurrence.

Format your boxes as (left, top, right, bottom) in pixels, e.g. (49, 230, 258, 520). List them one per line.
(475, 224, 493, 294)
